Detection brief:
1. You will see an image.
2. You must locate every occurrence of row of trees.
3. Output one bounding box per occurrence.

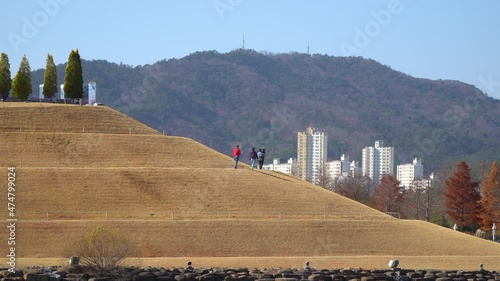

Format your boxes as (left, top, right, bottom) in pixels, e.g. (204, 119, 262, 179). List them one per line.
(321, 160, 500, 232)
(0, 50, 83, 101)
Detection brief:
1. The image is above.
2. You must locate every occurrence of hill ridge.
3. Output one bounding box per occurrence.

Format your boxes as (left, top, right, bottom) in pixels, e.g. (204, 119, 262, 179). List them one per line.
(1, 103, 499, 270)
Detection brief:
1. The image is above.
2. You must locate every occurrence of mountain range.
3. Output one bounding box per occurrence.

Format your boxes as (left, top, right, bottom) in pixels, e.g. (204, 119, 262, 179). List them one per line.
(31, 49, 500, 173)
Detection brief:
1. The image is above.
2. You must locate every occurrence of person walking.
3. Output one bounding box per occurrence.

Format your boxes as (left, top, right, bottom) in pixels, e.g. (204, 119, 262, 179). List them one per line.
(249, 147, 258, 169)
(257, 149, 264, 169)
(232, 145, 241, 169)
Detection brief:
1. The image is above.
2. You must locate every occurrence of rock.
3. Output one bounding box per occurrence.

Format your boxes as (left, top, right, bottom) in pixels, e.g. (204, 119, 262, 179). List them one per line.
(237, 276, 254, 281)
(309, 274, 325, 281)
(1, 270, 16, 278)
(436, 273, 449, 279)
(3, 278, 24, 281)
(157, 277, 176, 281)
(88, 277, 113, 281)
(134, 272, 158, 281)
(435, 278, 453, 281)
(24, 273, 38, 281)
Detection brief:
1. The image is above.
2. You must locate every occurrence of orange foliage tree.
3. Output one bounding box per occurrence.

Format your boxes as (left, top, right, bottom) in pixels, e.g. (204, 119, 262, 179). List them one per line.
(479, 161, 500, 230)
(369, 174, 404, 215)
(444, 161, 482, 231)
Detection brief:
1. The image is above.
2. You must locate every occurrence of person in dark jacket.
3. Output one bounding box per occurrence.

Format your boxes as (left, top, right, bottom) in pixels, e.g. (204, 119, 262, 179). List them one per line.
(249, 147, 258, 169)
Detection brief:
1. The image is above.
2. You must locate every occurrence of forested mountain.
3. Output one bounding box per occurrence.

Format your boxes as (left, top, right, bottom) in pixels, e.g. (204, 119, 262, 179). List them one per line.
(31, 49, 500, 173)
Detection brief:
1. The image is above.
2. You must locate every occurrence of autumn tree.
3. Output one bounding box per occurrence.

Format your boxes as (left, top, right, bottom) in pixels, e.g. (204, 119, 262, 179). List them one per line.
(333, 175, 371, 205)
(43, 54, 58, 99)
(479, 161, 500, 230)
(0, 53, 11, 100)
(369, 174, 405, 215)
(12, 55, 32, 101)
(444, 161, 482, 231)
(64, 49, 83, 99)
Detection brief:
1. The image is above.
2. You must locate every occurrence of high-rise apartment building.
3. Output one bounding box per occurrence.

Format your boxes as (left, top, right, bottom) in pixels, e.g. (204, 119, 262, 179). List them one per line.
(362, 140, 394, 184)
(297, 127, 327, 184)
(397, 158, 424, 189)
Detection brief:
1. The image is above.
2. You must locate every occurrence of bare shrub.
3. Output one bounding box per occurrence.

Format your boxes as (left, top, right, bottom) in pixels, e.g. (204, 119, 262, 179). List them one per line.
(65, 225, 135, 274)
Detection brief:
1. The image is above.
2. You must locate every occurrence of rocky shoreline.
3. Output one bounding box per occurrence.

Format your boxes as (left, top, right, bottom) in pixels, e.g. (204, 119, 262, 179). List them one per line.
(1, 266, 499, 281)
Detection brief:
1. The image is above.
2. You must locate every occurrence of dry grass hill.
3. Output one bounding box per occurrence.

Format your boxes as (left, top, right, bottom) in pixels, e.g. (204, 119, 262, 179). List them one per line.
(0, 103, 499, 270)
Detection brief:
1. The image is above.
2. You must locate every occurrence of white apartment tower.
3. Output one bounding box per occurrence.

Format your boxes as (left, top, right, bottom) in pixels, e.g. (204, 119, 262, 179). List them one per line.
(397, 158, 424, 189)
(362, 140, 394, 184)
(297, 127, 327, 184)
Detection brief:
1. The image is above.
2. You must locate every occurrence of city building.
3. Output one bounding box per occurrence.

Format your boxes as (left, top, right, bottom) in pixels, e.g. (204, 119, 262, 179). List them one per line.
(350, 160, 362, 177)
(297, 127, 327, 184)
(263, 158, 297, 176)
(362, 140, 394, 184)
(326, 154, 351, 179)
(397, 158, 424, 189)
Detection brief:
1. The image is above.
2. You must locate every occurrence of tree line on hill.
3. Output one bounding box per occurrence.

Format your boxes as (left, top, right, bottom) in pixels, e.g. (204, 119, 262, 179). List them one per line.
(0, 50, 83, 101)
(321, 160, 500, 235)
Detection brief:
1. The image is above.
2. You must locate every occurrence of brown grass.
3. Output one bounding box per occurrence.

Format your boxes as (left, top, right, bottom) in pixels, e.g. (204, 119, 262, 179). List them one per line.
(0, 104, 499, 270)
(3, 167, 387, 216)
(0, 103, 159, 134)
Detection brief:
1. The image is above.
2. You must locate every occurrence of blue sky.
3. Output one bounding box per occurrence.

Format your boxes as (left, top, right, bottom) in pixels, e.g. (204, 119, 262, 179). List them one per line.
(1, 0, 499, 98)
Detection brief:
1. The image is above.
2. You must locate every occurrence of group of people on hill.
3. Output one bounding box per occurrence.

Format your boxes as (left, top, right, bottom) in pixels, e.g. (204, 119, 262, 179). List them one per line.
(232, 145, 266, 170)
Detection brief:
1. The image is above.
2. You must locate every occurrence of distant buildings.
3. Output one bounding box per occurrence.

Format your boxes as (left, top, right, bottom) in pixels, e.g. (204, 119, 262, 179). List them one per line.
(362, 140, 394, 184)
(326, 154, 361, 180)
(297, 127, 327, 184)
(263, 158, 297, 176)
(291, 129, 433, 188)
(397, 158, 424, 189)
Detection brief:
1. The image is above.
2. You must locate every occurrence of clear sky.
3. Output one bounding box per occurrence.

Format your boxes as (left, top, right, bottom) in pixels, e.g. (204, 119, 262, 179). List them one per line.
(1, 0, 499, 98)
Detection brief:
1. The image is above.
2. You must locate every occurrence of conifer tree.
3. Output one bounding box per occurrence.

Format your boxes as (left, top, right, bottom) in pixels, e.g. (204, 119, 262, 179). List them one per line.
(63, 49, 83, 99)
(43, 54, 58, 99)
(444, 161, 482, 231)
(479, 161, 500, 230)
(12, 55, 32, 101)
(0, 53, 12, 100)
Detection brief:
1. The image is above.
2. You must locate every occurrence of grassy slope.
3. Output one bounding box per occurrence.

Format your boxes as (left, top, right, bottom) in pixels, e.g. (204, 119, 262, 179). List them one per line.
(0, 104, 499, 270)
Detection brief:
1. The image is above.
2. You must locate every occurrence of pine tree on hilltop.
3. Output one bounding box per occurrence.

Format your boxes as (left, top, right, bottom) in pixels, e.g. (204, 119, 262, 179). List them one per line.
(444, 161, 482, 231)
(43, 54, 58, 99)
(12, 55, 32, 101)
(479, 161, 500, 230)
(64, 49, 83, 99)
(0, 53, 12, 100)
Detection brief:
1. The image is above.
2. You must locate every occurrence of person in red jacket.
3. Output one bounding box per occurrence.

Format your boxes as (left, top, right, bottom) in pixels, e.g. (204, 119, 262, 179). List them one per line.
(232, 145, 241, 169)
